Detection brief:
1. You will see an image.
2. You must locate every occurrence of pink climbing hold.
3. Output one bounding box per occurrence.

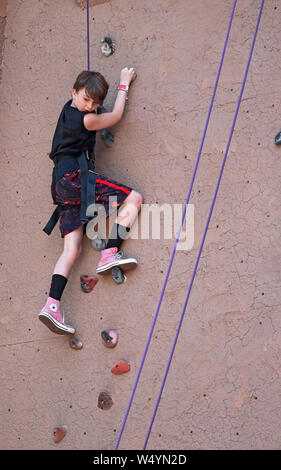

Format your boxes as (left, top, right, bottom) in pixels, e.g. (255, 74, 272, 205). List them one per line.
(69, 337, 83, 350)
(101, 329, 118, 348)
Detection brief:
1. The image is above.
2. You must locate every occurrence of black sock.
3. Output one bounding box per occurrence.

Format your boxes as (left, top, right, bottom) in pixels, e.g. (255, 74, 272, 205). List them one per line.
(106, 223, 130, 251)
(49, 274, 68, 301)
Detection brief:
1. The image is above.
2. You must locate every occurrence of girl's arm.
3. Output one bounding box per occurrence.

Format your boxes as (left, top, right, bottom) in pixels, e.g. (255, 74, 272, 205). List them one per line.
(84, 67, 136, 131)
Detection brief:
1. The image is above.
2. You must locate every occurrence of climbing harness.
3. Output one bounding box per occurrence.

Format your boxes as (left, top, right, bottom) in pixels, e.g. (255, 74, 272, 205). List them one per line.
(43, 150, 97, 235)
(115, 0, 265, 450)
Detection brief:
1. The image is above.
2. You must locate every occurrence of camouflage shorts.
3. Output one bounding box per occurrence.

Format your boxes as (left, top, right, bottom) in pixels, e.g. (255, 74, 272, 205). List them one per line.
(55, 169, 132, 238)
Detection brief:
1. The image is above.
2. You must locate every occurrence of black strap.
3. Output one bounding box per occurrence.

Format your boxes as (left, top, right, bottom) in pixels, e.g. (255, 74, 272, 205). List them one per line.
(79, 151, 97, 223)
(42, 207, 61, 235)
(43, 151, 96, 235)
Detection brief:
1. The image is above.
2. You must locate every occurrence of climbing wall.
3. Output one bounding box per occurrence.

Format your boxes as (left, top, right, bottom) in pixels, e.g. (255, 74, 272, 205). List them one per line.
(1, 0, 281, 450)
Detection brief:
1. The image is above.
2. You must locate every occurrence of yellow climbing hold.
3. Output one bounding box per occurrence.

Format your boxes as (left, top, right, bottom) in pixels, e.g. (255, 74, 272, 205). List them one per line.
(76, 0, 111, 9)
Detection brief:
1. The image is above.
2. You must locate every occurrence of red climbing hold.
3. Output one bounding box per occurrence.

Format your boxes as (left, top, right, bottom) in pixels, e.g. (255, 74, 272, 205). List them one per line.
(98, 391, 113, 410)
(69, 337, 83, 350)
(111, 359, 130, 375)
(101, 329, 118, 348)
(80, 274, 98, 293)
(53, 425, 67, 443)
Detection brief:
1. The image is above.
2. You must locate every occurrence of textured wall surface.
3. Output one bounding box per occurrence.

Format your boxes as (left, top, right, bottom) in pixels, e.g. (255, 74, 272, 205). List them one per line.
(1, 0, 281, 450)
(0, 0, 7, 81)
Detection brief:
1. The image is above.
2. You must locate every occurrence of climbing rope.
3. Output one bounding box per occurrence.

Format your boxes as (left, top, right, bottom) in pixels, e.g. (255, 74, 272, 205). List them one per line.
(115, 0, 237, 449)
(115, 0, 264, 450)
(86, 0, 90, 70)
(143, 0, 264, 449)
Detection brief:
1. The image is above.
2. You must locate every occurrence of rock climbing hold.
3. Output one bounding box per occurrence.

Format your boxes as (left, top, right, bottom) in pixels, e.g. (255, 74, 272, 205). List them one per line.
(112, 266, 125, 284)
(97, 106, 114, 147)
(80, 274, 98, 293)
(100, 128, 114, 147)
(91, 236, 106, 251)
(101, 37, 115, 56)
(101, 329, 118, 348)
(111, 359, 130, 375)
(69, 337, 83, 350)
(98, 391, 113, 410)
(275, 131, 281, 145)
(53, 425, 67, 443)
(76, 0, 111, 9)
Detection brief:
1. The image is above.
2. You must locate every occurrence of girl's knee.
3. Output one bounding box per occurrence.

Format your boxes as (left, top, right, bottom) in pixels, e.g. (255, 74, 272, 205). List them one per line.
(75, 243, 83, 260)
(63, 240, 82, 261)
(63, 245, 81, 262)
(63, 226, 84, 261)
(130, 190, 143, 210)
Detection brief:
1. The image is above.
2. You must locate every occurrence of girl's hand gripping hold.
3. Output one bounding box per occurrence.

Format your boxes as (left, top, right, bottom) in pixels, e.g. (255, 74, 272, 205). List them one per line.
(119, 67, 137, 86)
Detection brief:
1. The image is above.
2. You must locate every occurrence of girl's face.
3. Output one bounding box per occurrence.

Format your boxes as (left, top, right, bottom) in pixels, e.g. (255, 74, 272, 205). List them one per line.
(71, 87, 99, 113)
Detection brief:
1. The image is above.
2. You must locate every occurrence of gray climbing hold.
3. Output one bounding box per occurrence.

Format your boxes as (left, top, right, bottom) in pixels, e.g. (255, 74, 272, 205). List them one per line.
(91, 236, 106, 251)
(100, 128, 114, 147)
(275, 131, 281, 145)
(101, 37, 115, 56)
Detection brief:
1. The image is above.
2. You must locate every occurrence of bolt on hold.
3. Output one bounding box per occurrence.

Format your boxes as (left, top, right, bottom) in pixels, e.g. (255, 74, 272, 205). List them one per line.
(101, 37, 115, 56)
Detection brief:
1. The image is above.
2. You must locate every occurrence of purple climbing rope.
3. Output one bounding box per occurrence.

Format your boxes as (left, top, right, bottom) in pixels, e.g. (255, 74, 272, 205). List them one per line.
(86, 0, 90, 70)
(115, 0, 238, 450)
(143, 0, 265, 449)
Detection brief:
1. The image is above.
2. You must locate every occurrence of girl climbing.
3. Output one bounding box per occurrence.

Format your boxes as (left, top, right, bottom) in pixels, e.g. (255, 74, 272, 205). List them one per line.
(39, 67, 143, 335)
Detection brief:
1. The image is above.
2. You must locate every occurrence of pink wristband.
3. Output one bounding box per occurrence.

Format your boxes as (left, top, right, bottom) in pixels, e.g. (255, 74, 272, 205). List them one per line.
(118, 84, 129, 92)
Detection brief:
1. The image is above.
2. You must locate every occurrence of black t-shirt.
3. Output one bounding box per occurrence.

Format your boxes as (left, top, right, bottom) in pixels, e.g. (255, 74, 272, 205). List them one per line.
(49, 99, 96, 180)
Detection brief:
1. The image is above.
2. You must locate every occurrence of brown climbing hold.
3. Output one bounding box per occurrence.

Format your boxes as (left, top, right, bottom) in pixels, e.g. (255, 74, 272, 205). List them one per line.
(80, 274, 98, 293)
(98, 391, 113, 410)
(69, 337, 83, 350)
(101, 329, 118, 348)
(76, 0, 111, 9)
(53, 425, 67, 443)
(111, 359, 130, 375)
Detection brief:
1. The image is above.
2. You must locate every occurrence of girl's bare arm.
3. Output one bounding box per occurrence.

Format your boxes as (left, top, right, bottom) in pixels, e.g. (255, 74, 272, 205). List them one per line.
(84, 67, 136, 131)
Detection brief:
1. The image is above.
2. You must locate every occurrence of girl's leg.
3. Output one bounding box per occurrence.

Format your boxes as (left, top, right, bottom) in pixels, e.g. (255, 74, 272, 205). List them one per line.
(106, 190, 143, 250)
(53, 225, 84, 278)
(96, 191, 143, 274)
(39, 225, 84, 334)
(115, 190, 143, 228)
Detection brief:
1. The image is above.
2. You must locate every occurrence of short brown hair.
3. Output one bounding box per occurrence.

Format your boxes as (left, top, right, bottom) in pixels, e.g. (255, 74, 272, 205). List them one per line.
(73, 71, 109, 105)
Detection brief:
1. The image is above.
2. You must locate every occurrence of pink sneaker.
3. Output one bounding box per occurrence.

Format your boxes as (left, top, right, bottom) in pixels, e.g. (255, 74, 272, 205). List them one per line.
(38, 297, 75, 335)
(96, 247, 138, 274)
